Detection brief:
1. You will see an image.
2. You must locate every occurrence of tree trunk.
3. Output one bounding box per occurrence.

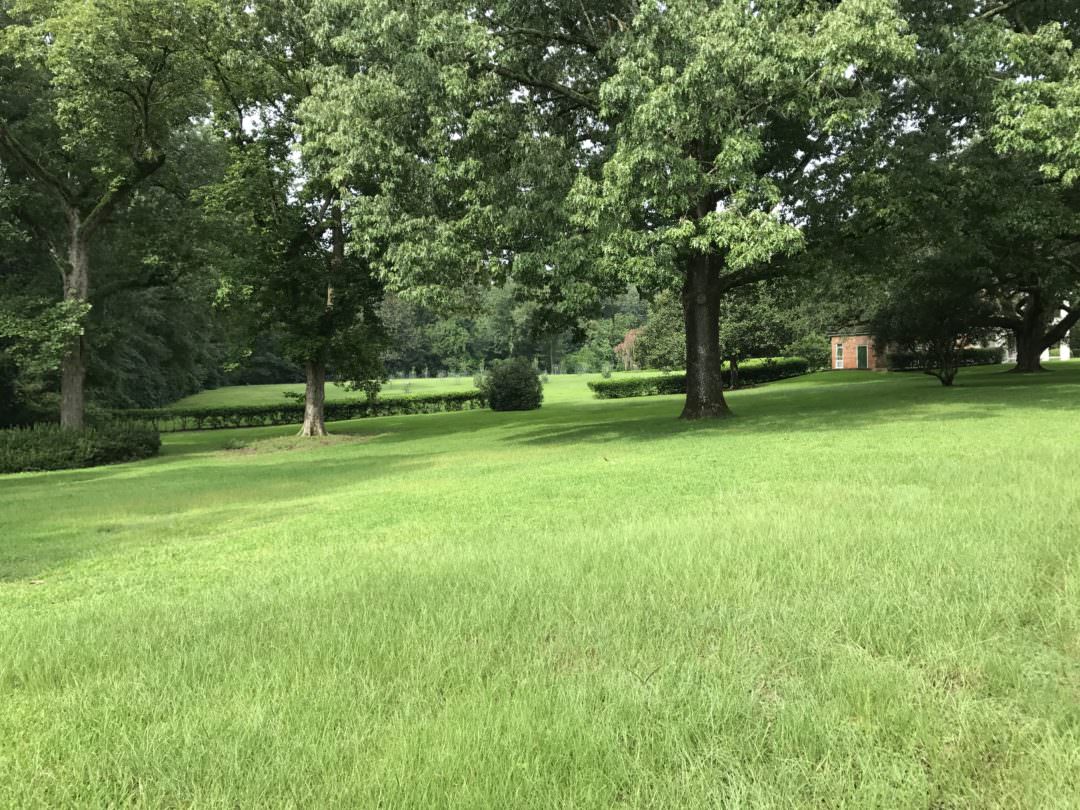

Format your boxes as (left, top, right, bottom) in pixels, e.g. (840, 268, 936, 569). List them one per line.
(1010, 332, 1045, 373)
(59, 229, 90, 430)
(59, 341, 86, 429)
(1012, 327, 1045, 373)
(299, 360, 328, 437)
(680, 252, 730, 420)
(728, 356, 739, 390)
(1010, 289, 1051, 373)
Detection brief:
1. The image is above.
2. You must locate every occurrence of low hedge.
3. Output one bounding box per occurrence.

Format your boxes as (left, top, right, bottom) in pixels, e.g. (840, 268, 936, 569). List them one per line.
(886, 346, 1005, 371)
(0, 422, 161, 474)
(588, 357, 810, 399)
(110, 390, 485, 432)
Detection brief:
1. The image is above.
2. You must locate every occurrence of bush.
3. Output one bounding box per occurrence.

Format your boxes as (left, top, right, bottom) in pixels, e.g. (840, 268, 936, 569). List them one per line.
(886, 346, 1004, 371)
(108, 390, 485, 432)
(588, 357, 810, 399)
(588, 373, 687, 399)
(0, 422, 161, 473)
(480, 357, 543, 411)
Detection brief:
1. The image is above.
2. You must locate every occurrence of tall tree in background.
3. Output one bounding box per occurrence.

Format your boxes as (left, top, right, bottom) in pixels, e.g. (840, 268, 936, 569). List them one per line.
(810, 0, 1080, 374)
(202, 0, 385, 436)
(717, 283, 798, 387)
(300, 1, 630, 381)
(571, 0, 912, 418)
(0, 0, 207, 427)
(304, 0, 913, 419)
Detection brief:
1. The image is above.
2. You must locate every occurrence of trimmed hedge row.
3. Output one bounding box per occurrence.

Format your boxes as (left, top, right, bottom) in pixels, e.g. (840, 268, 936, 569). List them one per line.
(588, 357, 810, 399)
(110, 390, 485, 432)
(0, 422, 161, 474)
(886, 347, 1005, 371)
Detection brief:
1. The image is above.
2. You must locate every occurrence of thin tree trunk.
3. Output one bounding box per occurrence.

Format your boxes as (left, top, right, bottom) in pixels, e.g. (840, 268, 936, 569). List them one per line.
(59, 341, 86, 429)
(680, 252, 730, 420)
(297, 198, 340, 438)
(59, 228, 90, 430)
(729, 356, 739, 390)
(299, 359, 328, 437)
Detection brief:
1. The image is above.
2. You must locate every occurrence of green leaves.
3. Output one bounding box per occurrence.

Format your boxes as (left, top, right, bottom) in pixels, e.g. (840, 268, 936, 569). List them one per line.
(575, 0, 912, 289)
(0, 296, 90, 376)
(4, 0, 207, 177)
(993, 26, 1080, 185)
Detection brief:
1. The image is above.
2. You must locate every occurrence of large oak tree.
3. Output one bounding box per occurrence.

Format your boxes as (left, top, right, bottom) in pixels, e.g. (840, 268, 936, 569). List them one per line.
(0, 0, 207, 427)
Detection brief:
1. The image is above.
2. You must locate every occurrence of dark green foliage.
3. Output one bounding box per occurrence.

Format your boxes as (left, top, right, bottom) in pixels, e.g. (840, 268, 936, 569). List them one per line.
(588, 358, 810, 399)
(870, 274, 998, 386)
(379, 286, 647, 377)
(886, 347, 1005, 372)
(479, 358, 543, 412)
(112, 391, 485, 432)
(0, 422, 160, 473)
(633, 285, 826, 373)
(633, 291, 685, 371)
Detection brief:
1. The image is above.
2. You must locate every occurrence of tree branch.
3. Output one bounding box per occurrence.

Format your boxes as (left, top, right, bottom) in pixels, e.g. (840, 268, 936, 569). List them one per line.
(1043, 307, 1080, 347)
(486, 63, 599, 111)
(81, 155, 167, 239)
(0, 122, 75, 208)
(976, 0, 1034, 21)
(492, 22, 599, 54)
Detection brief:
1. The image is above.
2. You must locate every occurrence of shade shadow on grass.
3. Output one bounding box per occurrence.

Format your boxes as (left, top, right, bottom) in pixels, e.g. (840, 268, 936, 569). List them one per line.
(0, 451, 431, 583)
(502, 368, 1080, 447)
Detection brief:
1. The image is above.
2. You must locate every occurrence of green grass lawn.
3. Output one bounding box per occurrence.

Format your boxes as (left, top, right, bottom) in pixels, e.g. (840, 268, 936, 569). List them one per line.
(170, 372, 634, 408)
(3, 364, 1079, 808)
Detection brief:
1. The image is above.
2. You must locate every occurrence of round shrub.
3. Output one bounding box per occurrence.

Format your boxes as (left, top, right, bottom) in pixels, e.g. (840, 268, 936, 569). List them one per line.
(481, 357, 544, 411)
(0, 421, 161, 474)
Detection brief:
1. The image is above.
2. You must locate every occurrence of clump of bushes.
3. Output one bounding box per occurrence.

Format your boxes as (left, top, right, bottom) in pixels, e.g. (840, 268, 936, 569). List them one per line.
(588, 357, 809, 399)
(0, 422, 161, 473)
(886, 346, 1005, 372)
(479, 357, 544, 411)
(109, 390, 484, 432)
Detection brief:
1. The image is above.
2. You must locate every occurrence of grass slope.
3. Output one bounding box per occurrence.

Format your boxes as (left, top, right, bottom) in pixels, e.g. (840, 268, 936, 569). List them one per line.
(2, 365, 1079, 808)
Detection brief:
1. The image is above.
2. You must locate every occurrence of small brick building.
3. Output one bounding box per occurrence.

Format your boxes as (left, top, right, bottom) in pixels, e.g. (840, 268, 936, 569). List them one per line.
(828, 327, 886, 371)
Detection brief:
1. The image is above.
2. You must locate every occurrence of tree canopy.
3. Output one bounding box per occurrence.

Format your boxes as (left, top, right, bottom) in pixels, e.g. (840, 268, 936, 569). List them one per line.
(1, 0, 1078, 429)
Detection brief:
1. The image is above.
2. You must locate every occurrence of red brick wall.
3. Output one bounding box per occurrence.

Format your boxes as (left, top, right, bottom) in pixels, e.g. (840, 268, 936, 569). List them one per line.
(829, 335, 884, 370)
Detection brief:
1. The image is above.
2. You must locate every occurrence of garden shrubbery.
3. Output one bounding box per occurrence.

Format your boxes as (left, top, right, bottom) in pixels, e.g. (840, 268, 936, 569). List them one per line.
(588, 357, 810, 399)
(886, 346, 1005, 371)
(479, 358, 543, 411)
(588, 373, 688, 399)
(109, 390, 485, 432)
(0, 422, 161, 473)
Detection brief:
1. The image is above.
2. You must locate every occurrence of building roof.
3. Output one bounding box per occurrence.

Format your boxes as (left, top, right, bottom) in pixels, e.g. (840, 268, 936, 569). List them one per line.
(827, 323, 874, 338)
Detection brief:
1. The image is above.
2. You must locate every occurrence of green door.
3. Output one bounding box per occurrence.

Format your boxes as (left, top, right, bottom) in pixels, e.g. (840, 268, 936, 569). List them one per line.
(857, 345, 869, 369)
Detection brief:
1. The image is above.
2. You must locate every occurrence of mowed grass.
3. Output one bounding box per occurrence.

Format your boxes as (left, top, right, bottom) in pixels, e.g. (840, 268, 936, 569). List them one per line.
(2, 364, 1079, 808)
(171, 372, 632, 408)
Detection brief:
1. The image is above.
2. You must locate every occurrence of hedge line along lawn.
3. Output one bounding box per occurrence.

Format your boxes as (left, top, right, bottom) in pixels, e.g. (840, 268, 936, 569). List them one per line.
(170, 375, 480, 408)
(2, 364, 1079, 808)
(171, 371, 641, 409)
